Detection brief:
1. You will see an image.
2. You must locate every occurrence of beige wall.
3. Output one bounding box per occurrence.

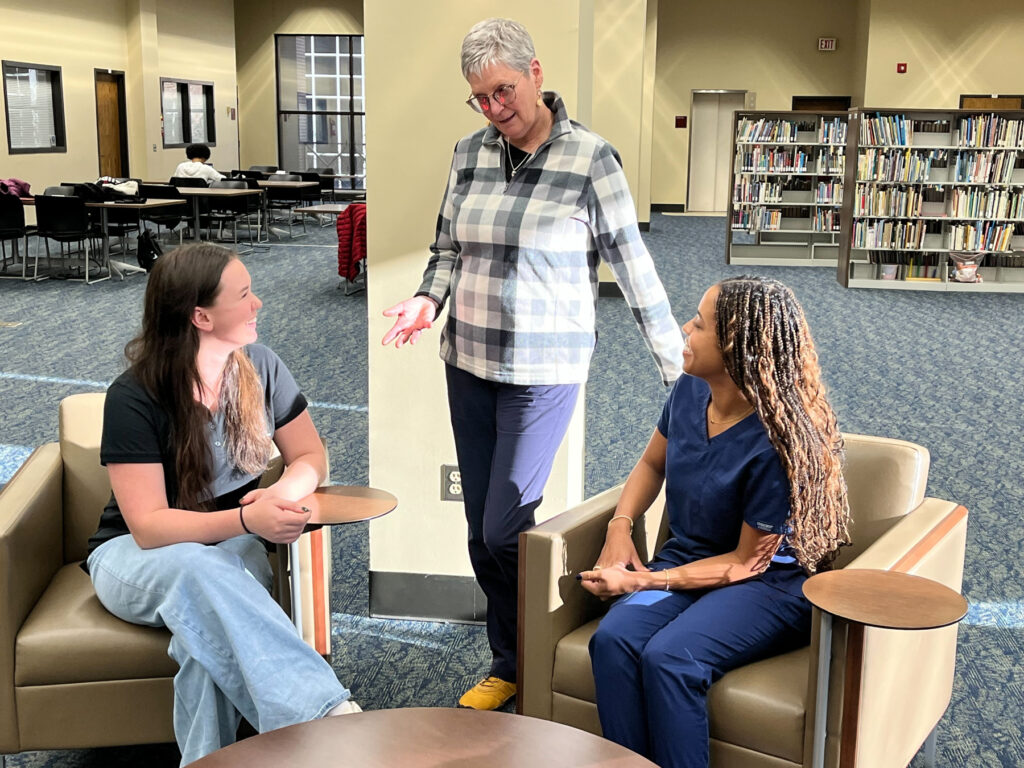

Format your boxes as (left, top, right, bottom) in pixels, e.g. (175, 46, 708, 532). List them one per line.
(651, 1, 860, 205)
(862, 0, 1024, 108)
(0, 0, 237, 189)
(234, 0, 363, 169)
(0, 0, 130, 192)
(365, 3, 590, 578)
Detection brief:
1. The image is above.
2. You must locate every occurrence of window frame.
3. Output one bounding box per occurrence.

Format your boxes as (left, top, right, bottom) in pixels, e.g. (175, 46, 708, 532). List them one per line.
(159, 77, 216, 148)
(2, 60, 67, 154)
(274, 34, 365, 188)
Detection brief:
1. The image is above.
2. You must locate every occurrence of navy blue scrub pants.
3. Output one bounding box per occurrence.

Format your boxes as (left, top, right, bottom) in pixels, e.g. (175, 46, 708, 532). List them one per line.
(446, 364, 580, 682)
(589, 575, 811, 768)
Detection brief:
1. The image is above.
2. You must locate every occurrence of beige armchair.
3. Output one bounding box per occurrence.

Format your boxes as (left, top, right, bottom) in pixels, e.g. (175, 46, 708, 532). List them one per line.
(518, 433, 968, 768)
(0, 393, 301, 754)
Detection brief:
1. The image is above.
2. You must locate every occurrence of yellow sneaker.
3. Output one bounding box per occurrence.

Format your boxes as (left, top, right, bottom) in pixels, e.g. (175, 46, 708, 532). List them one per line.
(458, 676, 517, 710)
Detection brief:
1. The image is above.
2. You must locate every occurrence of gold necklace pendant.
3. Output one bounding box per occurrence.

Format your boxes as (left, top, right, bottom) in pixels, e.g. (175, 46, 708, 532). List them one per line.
(708, 405, 754, 425)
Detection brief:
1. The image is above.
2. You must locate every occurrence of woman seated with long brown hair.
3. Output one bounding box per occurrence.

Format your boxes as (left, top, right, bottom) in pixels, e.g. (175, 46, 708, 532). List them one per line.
(581, 276, 851, 768)
(83, 244, 358, 766)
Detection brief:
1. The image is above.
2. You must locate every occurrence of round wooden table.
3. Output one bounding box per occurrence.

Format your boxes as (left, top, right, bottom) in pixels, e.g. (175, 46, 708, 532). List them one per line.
(191, 708, 657, 767)
(802, 569, 967, 768)
(282, 486, 397, 633)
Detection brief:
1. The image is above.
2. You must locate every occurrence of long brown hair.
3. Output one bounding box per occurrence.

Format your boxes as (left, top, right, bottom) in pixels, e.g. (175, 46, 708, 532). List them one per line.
(124, 244, 272, 510)
(715, 276, 851, 573)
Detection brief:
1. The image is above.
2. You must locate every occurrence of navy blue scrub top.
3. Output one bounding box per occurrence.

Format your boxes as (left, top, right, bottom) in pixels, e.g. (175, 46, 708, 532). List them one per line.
(651, 374, 807, 597)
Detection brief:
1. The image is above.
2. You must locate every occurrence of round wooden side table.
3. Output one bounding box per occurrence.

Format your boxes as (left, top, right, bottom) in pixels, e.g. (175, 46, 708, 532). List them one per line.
(802, 568, 967, 768)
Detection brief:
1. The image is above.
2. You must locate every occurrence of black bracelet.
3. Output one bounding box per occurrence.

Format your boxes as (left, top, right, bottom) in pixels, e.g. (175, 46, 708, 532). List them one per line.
(239, 504, 253, 534)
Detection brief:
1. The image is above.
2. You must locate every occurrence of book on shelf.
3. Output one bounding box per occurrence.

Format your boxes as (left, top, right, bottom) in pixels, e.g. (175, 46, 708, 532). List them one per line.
(857, 148, 946, 182)
(957, 114, 1024, 148)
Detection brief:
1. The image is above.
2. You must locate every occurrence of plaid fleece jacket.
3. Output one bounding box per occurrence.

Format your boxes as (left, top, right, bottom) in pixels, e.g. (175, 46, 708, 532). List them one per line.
(416, 92, 683, 386)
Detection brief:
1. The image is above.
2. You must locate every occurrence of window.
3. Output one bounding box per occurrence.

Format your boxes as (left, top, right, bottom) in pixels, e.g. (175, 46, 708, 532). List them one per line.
(160, 78, 215, 147)
(2, 61, 66, 153)
(275, 35, 365, 188)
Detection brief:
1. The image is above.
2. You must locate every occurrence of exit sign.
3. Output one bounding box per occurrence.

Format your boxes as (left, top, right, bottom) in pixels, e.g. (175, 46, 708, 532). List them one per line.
(818, 37, 837, 51)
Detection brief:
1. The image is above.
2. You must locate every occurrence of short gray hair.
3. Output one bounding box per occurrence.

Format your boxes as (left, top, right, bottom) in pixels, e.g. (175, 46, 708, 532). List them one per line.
(460, 18, 536, 79)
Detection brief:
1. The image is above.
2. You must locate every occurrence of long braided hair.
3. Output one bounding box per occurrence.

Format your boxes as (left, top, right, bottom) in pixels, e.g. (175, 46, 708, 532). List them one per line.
(715, 276, 850, 572)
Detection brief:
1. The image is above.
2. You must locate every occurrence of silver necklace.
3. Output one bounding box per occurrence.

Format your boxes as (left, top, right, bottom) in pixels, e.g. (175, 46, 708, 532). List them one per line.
(505, 140, 532, 179)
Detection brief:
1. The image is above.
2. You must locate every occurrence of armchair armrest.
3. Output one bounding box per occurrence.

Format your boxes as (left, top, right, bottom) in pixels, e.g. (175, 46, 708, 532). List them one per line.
(0, 443, 64, 751)
(520, 484, 655, 718)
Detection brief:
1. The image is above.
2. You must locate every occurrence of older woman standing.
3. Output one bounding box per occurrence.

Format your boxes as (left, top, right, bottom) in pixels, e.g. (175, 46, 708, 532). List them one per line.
(382, 18, 683, 710)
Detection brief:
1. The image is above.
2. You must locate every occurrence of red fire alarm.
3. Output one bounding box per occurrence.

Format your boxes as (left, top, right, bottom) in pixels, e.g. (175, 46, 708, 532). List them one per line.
(675, 116, 687, 129)
(896, 62, 908, 74)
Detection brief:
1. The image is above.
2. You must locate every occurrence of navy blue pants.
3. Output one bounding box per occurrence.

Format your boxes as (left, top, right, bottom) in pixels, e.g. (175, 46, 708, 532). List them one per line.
(446, 364, 580, 682)
(589, 575, 811, 768)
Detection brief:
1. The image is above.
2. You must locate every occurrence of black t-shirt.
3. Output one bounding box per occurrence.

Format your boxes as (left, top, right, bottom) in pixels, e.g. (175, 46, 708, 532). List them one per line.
(85, 344, 308, 564)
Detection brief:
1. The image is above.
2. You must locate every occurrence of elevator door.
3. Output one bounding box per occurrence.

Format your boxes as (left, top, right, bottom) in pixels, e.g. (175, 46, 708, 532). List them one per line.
(687, 91, 745, 214)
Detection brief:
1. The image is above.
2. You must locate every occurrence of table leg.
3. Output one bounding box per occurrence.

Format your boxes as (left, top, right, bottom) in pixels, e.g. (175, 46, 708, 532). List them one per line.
(289, 539, 303, 635)
(192, 196, 202, 242)
(812, 610, 833, 768)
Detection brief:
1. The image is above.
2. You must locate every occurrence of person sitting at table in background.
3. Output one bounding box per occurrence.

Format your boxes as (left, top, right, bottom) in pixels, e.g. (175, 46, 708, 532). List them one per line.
(173, 143, 225, 184)
(381, 17, 683, 711)
(84, 244, 359, 767)
(581, 276, 851, 768)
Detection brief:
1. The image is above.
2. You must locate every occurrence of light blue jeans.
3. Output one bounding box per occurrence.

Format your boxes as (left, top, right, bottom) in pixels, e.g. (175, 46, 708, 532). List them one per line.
(87, 533, 350, 766)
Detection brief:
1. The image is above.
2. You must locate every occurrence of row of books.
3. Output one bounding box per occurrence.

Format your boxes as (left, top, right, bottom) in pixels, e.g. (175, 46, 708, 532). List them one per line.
(857, 148, 946, 182)
(813, 209, 840, 232)
(957, 115, 1024, 148)
(854, 184, 924, 217)
(816, 149, 846, 174)
(952, 150, 1018, 184)
(987, 252, 1024, 267)
(738, 148, 809, 173)
(859, 113, 912, 145)
(817, 180, 842, 203)
(731, 207, 782, 231)
(950, 188, 1024, 219)
(819, 117, 847, 145)
(736, 118, 801, 143)
(732, 177, 782, 203)
(852, 220, 927, 249)
(948, 222, 1018, 251)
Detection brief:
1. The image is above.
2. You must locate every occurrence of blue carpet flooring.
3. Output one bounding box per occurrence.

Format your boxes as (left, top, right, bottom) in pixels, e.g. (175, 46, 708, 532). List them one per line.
(1, 214, 1021, 766)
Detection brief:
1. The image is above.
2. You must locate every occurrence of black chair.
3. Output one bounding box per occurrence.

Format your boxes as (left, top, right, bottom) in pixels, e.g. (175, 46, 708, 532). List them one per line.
(34, 195, 106, 284)
(248, 165, 278, 173)
(264, 174, 306, 237)
(207, 180, 259, 249)
(290, 171, 324, 207)
(0, 195, 40, 281)
(43, 185, 75, 197)
(139, 183, 186, 245)
(169, 176, 208, 188)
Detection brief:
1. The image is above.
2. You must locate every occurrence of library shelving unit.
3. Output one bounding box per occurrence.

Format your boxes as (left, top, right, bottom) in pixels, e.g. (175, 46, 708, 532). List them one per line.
(838, 108, 1024, 292)
(727, 111, 849, 267)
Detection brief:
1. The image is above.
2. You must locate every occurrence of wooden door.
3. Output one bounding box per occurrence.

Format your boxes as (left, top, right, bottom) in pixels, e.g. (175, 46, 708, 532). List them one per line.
(688, 91, 746, 213)
(95, 72, 126, 177)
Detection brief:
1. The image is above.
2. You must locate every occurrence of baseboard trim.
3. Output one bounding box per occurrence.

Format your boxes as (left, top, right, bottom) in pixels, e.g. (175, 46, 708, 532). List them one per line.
(651, 203, 686, 213)
(598, 282, 624, 298)
(369, 571, 486, 622)
(638, 220, 650, 232)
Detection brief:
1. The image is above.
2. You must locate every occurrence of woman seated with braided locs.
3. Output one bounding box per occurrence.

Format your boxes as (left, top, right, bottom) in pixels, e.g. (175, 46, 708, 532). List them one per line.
(84, 244, 359, 766)
(581, 276, 851, 768)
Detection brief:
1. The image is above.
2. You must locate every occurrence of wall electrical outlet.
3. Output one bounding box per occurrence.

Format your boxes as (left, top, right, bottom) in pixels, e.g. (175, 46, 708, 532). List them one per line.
(441, 464, 464, 501)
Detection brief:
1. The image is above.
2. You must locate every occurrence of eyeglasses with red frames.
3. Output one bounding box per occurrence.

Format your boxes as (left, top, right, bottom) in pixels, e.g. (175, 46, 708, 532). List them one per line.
(466, 74, 524, 114)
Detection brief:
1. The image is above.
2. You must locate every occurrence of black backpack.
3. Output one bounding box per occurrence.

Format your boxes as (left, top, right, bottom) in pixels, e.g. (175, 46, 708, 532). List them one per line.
(136, 229, 164, 272)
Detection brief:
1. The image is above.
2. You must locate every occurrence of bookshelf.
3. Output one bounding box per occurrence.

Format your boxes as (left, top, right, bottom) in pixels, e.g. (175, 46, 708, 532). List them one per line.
(727, 111, 849, 267)
(838, 108, 1024, 292)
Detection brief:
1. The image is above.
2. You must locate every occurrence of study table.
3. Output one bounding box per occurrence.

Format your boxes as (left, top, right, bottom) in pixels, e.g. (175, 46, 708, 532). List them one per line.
(173, 187, 264, 244)
(190, 708, 658, 767)
(22, 196, 186, 282)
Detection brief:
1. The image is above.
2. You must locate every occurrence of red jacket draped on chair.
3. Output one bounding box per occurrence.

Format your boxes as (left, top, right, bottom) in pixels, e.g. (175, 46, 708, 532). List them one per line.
(336, 203, 366, 281)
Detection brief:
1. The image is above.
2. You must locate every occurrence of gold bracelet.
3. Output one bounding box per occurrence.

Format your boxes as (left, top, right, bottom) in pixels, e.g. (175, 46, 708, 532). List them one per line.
(663, 569, 671, 591)
(608, 514, 633, 533)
